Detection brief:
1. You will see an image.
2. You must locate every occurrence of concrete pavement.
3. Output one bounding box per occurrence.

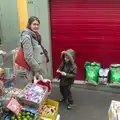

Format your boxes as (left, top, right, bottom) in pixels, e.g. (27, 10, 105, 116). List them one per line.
(50, 84, 120, 120)
(15, 76, 120, 120)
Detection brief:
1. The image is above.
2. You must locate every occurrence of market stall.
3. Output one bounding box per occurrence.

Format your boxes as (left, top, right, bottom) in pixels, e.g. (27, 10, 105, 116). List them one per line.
(0, 80, 60, 120)
(0, 49, 60, 120)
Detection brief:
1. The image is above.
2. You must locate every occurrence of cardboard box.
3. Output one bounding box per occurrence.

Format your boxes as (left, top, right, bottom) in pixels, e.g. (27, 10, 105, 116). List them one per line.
(108, 100, 120, 120)
(39, 99, 59, 120)
(18, 83, 48, 110)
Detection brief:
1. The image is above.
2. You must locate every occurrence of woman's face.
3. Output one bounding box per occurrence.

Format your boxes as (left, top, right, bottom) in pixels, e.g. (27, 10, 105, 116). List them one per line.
(30, 20, 40, 32)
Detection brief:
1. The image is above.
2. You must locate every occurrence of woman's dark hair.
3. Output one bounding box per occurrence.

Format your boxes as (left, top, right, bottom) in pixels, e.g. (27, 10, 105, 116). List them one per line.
(27, 16, 40, 27)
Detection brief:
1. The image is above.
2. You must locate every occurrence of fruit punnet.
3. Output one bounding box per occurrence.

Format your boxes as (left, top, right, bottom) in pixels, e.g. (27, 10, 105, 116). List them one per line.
(10, 111, 35, 120)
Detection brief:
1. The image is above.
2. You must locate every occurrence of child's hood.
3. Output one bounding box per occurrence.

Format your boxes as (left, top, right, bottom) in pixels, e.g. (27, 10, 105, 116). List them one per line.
(61, 49, 76, 64)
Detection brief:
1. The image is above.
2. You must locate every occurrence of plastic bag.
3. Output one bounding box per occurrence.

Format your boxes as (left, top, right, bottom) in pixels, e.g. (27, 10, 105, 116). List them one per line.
(85, 62, 101, 85)
(37, 79, 51, 95)
(110, 64, 120, 86)
(34, 76, 51, 95)
(15, 48, 30, 70)
(99, 68, 109, 84)
(6, 97, 23, 116)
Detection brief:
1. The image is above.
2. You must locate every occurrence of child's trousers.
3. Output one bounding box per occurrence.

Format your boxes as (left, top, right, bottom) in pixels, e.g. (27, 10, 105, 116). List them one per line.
(60, 85, 73, 104)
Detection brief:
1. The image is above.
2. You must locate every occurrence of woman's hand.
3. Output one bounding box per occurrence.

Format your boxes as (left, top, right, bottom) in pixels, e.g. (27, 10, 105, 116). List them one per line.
(35, 72, 40, 80)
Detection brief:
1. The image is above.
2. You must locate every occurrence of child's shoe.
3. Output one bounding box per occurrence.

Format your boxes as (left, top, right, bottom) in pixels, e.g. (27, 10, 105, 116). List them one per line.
(67, 104, 72, 110)
(59, 98, 65, 102)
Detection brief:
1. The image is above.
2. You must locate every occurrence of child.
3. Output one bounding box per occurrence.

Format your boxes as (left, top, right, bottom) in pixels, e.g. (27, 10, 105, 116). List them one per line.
(57, 49, 77, 109)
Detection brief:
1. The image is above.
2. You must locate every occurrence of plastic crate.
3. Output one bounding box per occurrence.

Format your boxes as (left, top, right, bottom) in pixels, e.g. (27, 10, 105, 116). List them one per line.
(39, 99, 59, 120)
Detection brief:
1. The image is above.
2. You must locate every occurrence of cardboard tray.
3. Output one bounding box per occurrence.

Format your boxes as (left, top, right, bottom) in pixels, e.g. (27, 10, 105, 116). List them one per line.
(18, 83, 48, 110)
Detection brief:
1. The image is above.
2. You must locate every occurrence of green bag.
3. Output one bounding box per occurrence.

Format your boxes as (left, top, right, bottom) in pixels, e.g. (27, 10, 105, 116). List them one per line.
(110, 64, 120, 86)
(85, 62, 101, 85)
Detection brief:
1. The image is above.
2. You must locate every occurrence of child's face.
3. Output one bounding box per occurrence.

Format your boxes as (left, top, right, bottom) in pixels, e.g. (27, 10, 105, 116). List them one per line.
(64, 54, 70, 62)
(65, 54, 69, 59)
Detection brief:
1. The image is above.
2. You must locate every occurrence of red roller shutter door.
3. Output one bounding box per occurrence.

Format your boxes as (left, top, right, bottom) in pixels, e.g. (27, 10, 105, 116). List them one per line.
(50, 0, 120, 80)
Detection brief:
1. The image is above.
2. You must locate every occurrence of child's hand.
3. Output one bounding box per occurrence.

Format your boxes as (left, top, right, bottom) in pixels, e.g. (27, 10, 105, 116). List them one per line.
(60, 72, 67, 76)
(56, 69, 61, 73)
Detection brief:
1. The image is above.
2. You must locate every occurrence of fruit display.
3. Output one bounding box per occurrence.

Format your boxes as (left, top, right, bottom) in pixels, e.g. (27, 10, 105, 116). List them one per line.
(40, 105, 56, 116)
(4, 105, 38, 120)
(19, 84, 46, 103)
(4, 110, 35, 120)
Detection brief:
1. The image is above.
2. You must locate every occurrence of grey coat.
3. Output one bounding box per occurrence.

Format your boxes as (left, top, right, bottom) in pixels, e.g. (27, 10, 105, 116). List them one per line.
(20, 28, 47, 82)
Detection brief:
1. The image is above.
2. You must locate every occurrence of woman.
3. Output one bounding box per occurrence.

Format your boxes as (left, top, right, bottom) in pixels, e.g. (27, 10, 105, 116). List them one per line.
(20, 16, 49, 83)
